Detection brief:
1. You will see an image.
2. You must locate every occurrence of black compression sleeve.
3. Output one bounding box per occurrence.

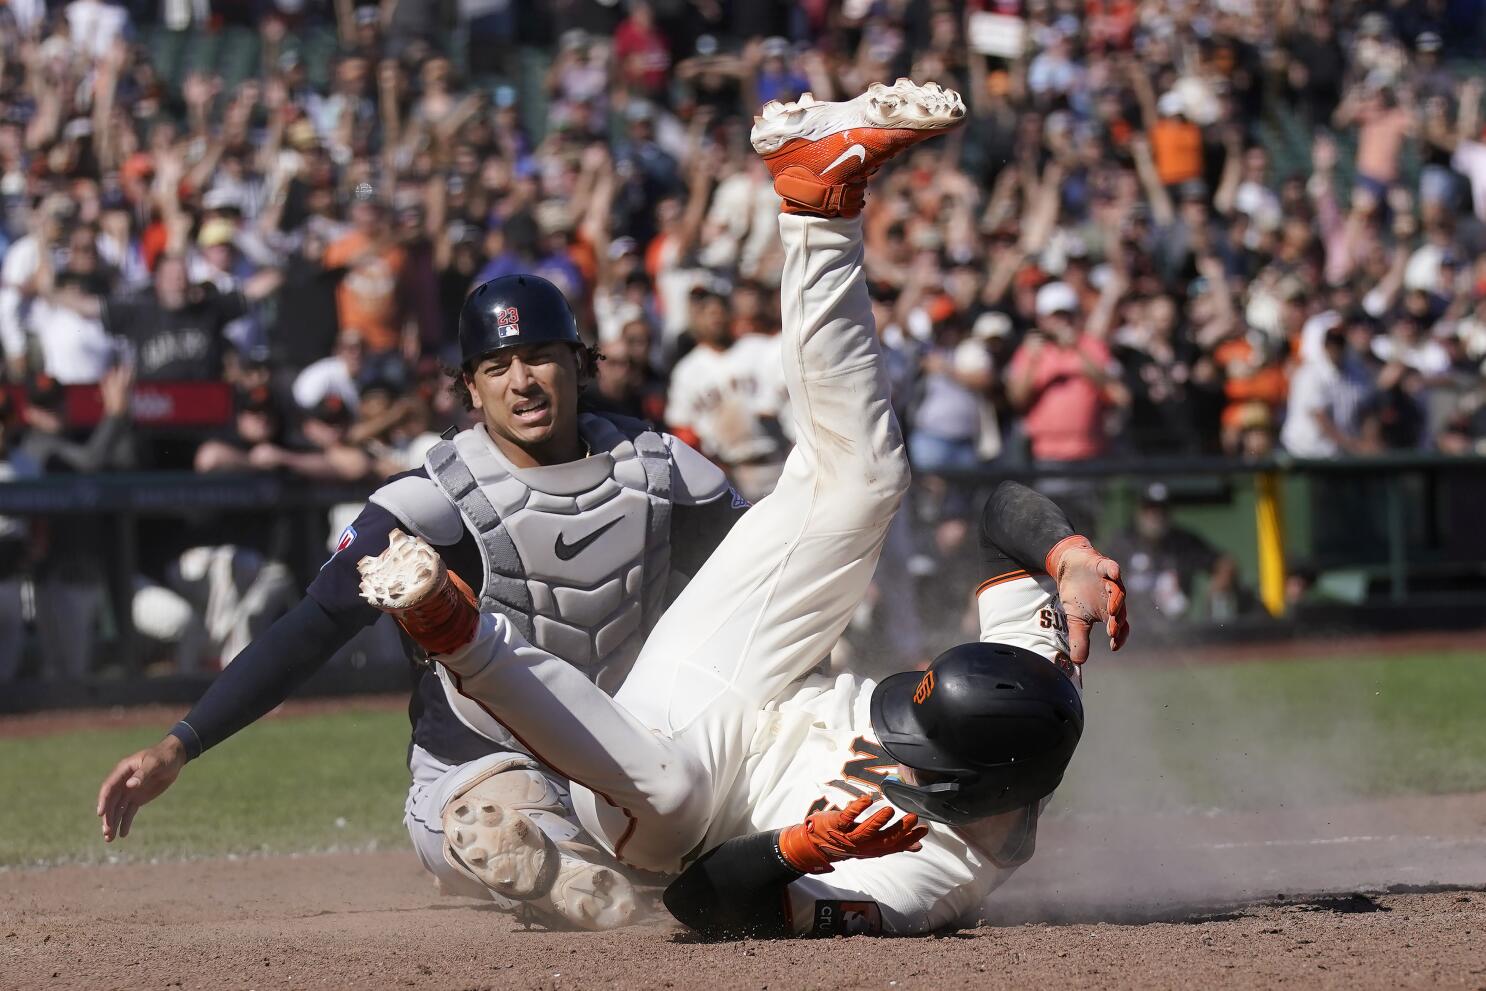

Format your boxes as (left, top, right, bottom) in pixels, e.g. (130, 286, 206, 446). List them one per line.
(168, 597, 366, 759)
(662, 829, 803, 940)
(979, 481, 1077, 578)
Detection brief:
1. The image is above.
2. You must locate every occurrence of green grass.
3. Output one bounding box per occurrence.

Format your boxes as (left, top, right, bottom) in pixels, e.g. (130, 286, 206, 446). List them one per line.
(1061, 650, 1486, 814)
(4, 650, 1485, 867)
(0, 709, 411, 867)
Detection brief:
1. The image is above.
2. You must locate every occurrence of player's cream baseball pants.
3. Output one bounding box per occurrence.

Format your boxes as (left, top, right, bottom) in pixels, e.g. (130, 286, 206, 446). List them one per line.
(435, 214, 908, 872)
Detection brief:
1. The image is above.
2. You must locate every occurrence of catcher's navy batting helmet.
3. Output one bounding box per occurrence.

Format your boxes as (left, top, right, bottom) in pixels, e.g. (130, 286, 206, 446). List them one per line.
(870, 642, 1083, 825)
(459, 274, 581, 368)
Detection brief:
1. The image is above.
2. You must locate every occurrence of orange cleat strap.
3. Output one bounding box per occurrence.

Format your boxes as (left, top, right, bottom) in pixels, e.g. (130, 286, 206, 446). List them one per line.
(772, 168, 866, 218)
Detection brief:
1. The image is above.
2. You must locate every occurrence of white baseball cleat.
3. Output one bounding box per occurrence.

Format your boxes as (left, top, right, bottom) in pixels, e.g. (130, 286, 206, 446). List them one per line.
(750, 79, 964, 217)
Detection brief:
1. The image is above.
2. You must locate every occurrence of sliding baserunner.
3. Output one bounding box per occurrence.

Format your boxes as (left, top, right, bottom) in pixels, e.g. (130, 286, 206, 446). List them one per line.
(359, 80, 1128, 935)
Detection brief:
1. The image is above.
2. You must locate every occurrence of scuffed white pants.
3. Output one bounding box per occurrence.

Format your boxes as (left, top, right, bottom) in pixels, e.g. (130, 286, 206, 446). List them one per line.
(436, 215, 909, 872)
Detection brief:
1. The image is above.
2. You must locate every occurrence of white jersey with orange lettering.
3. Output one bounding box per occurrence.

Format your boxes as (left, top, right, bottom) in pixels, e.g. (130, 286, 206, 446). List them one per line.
(666, 342, 786, 467)
(702, 572, 1078, 936)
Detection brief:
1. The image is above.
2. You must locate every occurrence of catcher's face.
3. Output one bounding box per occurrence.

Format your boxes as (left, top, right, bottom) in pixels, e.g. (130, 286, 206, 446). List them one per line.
(466, 342, 584, 466)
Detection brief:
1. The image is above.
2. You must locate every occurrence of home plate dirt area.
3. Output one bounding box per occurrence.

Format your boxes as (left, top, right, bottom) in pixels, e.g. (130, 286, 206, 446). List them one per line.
(4, 791, 1484, 991)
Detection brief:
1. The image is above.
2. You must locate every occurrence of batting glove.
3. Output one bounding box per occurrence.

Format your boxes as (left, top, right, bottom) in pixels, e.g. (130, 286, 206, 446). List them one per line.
(1046, 534, 1129, 663)
(777, 795, 929, 875)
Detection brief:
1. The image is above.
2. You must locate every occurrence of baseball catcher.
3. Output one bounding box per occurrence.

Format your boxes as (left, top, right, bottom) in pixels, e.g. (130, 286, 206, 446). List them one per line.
(97, 272, 750, 930)
(357, 80, 1129, 935)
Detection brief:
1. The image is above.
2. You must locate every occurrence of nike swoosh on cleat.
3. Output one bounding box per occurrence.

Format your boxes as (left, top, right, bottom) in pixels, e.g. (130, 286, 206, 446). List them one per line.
(553, 516, 624, 561)
(822, 143, 867, 176)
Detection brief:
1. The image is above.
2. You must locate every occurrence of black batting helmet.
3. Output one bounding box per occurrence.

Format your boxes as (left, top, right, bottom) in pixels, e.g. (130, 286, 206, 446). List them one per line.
(458, 274, 581, 368)
(870, 642, 1084, 825)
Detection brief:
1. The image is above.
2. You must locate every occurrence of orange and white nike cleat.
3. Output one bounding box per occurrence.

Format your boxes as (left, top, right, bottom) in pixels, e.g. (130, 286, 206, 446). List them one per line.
(358, 528, 479, 655)
(751, 78, 966, 218)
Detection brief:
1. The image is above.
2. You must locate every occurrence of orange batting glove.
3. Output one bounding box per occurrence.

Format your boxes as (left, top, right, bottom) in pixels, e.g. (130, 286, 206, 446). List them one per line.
(1046, 534, 1129, 663)
(777, 795, 929, 875)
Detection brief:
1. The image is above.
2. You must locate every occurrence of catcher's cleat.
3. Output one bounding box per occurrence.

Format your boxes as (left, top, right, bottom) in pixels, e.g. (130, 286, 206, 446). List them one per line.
(442, 767, 640, 930)
(444, 791, 559, 900)
(357, 528, 479, 655)
(750, 78, 966, 218)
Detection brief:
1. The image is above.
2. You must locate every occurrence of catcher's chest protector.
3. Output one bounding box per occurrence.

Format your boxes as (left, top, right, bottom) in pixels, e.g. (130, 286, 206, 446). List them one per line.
(425, 414, 673, 693)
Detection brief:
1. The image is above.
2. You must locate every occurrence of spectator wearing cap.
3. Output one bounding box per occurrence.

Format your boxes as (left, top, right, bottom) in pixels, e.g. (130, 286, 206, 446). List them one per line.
(665, 288, 786, 501)
(190, 215, 264, 353)
(1007, 281, 1129, 463)
(194, 383, 290, 475)
(293, 327, 365, 414)
(909, 311, 994, 472)
(27, 221, 117, 384)
(1281, 325, 1374, 457)
(244, 391, 372, 482)
(323, 185, 415, 378)
(1104, 483, 1243, 628)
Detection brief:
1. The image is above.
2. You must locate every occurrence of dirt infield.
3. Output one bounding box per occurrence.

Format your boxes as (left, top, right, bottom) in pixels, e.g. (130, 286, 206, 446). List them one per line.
(6, 791, 1484, 991)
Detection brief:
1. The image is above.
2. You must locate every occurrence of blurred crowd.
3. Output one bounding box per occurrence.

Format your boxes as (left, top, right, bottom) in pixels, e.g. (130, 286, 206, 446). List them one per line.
(4, 0, 1486, 681)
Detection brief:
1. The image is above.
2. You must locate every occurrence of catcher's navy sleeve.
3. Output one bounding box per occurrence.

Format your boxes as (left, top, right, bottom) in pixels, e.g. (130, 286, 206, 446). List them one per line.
(169, 478, 478, 759)
(668, 486, 749, 583)
(168, 596, 366, 758)
(663, 830, 802, 940)
(978, 481, 1075, 578)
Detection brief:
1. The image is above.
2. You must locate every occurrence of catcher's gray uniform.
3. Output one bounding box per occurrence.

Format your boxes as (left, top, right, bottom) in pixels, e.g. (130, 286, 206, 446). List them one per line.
(367, 414, 735, 898)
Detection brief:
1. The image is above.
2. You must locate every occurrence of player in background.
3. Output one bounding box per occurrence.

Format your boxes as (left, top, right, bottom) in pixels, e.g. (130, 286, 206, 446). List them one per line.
(357, 80, 1122, 934)
(96, 274, 748, 931)
(665, 288, 790, 503)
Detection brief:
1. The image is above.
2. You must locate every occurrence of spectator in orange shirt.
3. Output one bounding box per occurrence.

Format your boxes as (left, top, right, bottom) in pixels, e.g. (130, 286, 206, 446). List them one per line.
(1130, 62, 1204, 189)
(1214, 332, 1289, 455)
(323, 186, 412, 378)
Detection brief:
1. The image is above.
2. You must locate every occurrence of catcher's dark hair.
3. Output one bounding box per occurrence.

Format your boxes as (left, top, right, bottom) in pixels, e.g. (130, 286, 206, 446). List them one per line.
(443, 344, 605, 412)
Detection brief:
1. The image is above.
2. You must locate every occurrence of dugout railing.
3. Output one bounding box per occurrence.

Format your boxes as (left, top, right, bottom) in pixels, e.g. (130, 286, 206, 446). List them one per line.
(3, 452, 1485, 711)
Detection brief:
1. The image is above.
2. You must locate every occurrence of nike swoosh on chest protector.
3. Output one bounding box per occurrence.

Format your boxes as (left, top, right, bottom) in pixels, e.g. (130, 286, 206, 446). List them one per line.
(822, 143, 867, 176)
(553, 516, 625, 561)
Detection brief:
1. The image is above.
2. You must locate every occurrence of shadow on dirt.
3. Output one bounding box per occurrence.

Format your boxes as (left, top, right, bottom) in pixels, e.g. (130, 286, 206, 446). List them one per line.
(976, 883, 1482, 928)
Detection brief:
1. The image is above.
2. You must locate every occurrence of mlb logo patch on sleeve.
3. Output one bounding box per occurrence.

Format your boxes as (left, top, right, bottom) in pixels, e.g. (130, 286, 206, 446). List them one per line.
(811, 900, 883, 937)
